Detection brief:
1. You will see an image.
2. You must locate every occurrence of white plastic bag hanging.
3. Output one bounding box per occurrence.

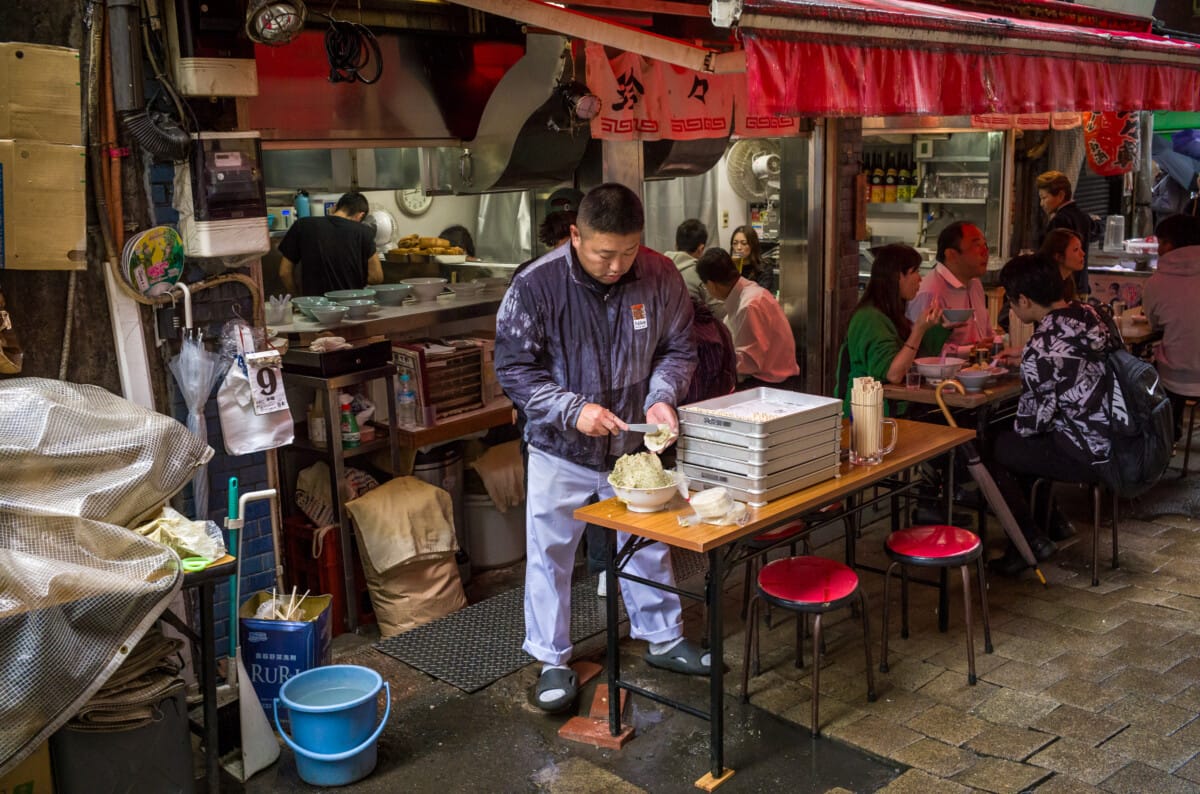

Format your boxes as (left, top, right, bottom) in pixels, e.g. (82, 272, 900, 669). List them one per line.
(217, 319, 294, 455)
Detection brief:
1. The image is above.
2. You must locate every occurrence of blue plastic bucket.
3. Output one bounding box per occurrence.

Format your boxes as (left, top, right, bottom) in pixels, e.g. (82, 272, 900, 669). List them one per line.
(274, 665, 391, 787)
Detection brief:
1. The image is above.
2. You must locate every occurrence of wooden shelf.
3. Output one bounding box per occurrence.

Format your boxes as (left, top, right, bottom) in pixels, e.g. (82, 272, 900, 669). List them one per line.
(291, 420, 393, 459)
(396, 399, 515, 448)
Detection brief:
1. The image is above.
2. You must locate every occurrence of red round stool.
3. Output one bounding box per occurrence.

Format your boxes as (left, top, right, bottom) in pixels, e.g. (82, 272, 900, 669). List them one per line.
(880, 525, 993, 685)
(740, 556, 876, 737)
(740, 520, 810, 623)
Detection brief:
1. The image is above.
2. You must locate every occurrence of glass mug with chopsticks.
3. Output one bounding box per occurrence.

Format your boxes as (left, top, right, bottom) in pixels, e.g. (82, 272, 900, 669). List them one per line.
(849, 403, 899, 466)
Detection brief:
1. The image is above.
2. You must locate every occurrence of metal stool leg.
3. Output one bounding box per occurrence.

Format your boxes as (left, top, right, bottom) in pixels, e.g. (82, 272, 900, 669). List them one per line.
(879, 561, 899, 673)
(1111, 488, 1119, 570)
(1183, 400, 1197, 477)
(960, 563, 977, 685)
(741, 597, 759, 702)
(900, 564, 910, 639)
(976, 555, 994, 653)
(1092, 484, 1102, 587)
(858, 589, 877, 703)
(811, 612, 824, 737)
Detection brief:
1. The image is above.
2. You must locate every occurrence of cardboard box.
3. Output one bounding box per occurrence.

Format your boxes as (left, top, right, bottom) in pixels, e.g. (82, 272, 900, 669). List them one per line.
(0, 44, 81, 145)
(0, 739, 53, 794)
(0, 140, 87, 271)
(239, 591, 333, 720)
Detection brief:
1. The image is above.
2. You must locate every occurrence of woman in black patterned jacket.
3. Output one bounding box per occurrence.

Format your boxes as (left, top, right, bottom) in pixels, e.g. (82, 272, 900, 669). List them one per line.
(986, 254, 1117, 575)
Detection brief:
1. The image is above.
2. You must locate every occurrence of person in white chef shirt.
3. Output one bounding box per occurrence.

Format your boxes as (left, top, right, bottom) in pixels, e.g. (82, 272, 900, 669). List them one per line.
(905, 221, 993, 351)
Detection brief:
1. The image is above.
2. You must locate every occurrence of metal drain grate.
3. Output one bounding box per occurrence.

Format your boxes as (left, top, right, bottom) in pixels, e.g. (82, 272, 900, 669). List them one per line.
(373, 577, 626, 693)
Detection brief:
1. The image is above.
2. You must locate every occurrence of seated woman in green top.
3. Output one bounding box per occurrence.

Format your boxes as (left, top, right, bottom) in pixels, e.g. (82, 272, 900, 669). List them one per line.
(838, 244, 953, 415)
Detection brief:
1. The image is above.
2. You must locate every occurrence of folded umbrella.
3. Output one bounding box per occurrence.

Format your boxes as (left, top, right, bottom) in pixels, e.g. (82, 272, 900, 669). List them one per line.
(936, 380, 1047, 587)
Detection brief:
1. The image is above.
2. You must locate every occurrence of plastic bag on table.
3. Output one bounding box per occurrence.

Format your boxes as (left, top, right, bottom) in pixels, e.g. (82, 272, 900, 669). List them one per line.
(133, 505, 227, 560)
(676, 486, 750, 527)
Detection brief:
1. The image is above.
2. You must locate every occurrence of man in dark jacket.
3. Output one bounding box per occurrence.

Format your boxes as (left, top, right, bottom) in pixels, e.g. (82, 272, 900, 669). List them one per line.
(495, 183, 702, 713)
(1037, 170, 1093, 296)
(988, 254, 1117, 575)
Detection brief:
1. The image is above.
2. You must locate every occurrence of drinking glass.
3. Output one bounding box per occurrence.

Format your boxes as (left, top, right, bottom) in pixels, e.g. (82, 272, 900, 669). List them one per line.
(905, 368, 921, 390)
(849, 409, 899, 466)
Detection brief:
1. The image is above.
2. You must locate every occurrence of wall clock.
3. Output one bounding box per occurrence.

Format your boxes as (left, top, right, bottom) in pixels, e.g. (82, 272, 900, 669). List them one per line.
(396, 186, 433, 217)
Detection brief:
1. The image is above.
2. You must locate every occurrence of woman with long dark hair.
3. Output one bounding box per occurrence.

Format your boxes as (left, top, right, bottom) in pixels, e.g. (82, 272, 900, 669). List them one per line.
(837, 244, 950, 414)
(1037, 228, 1084, 301)
(730, 225, 774, 292)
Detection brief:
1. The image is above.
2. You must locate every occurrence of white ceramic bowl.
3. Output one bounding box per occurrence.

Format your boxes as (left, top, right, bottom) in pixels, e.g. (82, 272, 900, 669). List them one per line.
(607, 471, 679, 513)
(402, 277, 448, 301)
(914, 356, 966, 382)
(310, 304, 349, 324)
(955, 368, 992, 392)
(372, 283, 413, 306)
(447, 281, 486, 297)
(337, 298, 377, 319)
(941, 308, 973, 323)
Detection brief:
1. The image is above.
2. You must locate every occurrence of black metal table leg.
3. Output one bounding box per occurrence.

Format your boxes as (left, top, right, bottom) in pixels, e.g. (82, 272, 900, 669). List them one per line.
(708, 549, 725, 779)
(607, 536, 621, 736)
(939, 449, 956, 632)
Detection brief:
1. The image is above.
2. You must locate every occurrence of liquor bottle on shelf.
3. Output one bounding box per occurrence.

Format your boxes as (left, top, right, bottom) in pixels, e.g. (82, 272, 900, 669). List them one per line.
(870, 153, 885, 203)
(883, 151, 898, 203)
(897, 155, 912, 202)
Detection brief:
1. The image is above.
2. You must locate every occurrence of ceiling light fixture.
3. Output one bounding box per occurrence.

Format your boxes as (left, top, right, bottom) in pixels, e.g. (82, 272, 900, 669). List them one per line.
(245, 0, 308, 46)
(558, 81, 601, 121)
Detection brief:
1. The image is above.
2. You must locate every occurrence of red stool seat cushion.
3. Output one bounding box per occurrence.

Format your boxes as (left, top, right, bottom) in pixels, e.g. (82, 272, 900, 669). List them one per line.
(757, 556, 858, 605)
(887, 525, 980, 559)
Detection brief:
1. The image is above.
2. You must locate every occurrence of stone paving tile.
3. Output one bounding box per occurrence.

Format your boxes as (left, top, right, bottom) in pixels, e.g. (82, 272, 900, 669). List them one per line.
(1166, 633, 1200, 657)
(969, 688, 1059, 728)
(1001, 597, 1069, 624)
(1054, 608, 1128, 634)
(1103, 641, 1192, 673)
(747, 677, 807, 715)
(903, 702, 988, 747)
(1103, 695, 1196, 737)
(1123, 586, 1179, 606)
(1175, 756, 1200, 785)
(1034, 773, 1109, 793)
(924, 644, 1008, 678)
(998, 616, 1072, 643)
(1051, 586, 1130, 616)
(823, 714, 923, 757)
(916, 669, 1000, 710)
(1172, 684, 1200, 712)
(1166, 716, 1200, 747)
(859, 686, 937, 725)
(532, 757, 647, 793)
(1057, 628, 1127, 657)
(779, 693, 867, 735)
(1101, 666, 1192, 701)
(1028, 737, 1130, 785)
(877, 653, 944, 693)
(876, 768, 971, 794)
(986, 630, 1068, 666)
(1040, 651, 1126, 683)
(950, 755, 1051, 793)
(1100, 727, 1200, 772)
(1164, 593, 1200, 615)
(1151, 514, 1199, 530)
(1034, 704, 1127, 746)
(1099, 761, 1200, 794)
(892, 737, 979, 779)
(1118, 603, 1200, 634)
(1042, 677, 1123, 712)
(963, 723, 1055, 761)
(1118, 532, 1175, 554)
(981, 659, 1067, 693)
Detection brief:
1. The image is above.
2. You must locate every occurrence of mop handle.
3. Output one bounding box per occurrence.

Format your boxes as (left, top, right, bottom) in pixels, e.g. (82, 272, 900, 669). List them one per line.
(226, 477, 239, 661)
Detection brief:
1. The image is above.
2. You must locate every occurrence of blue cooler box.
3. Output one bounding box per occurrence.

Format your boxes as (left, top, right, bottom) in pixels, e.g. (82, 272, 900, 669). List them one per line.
(239, 591, 333, 717)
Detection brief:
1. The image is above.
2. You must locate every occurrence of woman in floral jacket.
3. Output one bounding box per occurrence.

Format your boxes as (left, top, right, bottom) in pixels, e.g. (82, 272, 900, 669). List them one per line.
(986, 254, 1117, 575)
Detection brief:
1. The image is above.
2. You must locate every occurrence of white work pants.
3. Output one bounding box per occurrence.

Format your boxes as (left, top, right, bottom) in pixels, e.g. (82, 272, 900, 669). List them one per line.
(522, 446, 682, 665)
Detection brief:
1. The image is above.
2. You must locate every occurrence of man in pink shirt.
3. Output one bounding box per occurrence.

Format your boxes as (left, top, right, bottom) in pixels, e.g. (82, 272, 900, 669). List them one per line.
(697, 247, 801, 390)
(905, 221, 992, 349)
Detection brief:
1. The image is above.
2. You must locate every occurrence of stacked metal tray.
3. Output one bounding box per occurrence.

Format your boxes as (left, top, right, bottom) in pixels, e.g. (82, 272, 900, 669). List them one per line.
(677, 388, 842, 506)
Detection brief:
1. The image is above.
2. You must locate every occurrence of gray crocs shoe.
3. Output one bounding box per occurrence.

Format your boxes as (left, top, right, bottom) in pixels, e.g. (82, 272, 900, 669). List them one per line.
(532, 667, 578, 713)
(644, 639, 711, 676)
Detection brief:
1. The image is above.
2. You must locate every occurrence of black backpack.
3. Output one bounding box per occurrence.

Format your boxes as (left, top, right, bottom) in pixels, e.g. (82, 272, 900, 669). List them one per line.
(1087, 323, 1174, 498)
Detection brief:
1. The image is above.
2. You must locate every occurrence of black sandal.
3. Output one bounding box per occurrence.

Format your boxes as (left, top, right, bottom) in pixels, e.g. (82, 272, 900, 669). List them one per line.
(532, 667, 578, 713)
(644, 639, 711, 676)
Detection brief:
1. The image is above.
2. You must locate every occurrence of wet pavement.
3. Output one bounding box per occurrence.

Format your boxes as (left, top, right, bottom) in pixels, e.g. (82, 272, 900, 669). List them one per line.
(229, 447, 1200, 793)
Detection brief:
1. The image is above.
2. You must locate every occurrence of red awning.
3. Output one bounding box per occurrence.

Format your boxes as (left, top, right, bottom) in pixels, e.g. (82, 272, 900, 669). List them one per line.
(740, 0, 1200, 117)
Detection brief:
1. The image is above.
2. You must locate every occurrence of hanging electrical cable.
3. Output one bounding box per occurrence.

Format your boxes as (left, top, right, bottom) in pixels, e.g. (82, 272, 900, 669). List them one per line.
(310, 7, 382, 84)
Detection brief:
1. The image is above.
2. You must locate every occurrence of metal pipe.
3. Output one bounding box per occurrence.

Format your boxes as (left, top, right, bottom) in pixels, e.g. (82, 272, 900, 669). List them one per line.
(105, 0, 144, 113)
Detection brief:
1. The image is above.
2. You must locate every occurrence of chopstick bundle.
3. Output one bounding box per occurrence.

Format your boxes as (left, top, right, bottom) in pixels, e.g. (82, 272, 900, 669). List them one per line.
(850, 376, 883, 458)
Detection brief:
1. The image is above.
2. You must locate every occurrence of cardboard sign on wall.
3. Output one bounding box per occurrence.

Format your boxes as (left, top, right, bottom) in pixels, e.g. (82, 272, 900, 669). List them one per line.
(0, 140, 87, 271)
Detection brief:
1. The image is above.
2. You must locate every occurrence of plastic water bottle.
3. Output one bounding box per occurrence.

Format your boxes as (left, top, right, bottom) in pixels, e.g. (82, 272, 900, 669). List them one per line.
(397, 374, 417, 427)
(294, 190, 310, 218)
(340, 398, 360, 448)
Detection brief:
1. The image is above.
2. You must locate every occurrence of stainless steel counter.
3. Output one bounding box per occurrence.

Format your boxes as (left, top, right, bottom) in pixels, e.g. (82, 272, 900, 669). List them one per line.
(273, 290, 503, 340)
